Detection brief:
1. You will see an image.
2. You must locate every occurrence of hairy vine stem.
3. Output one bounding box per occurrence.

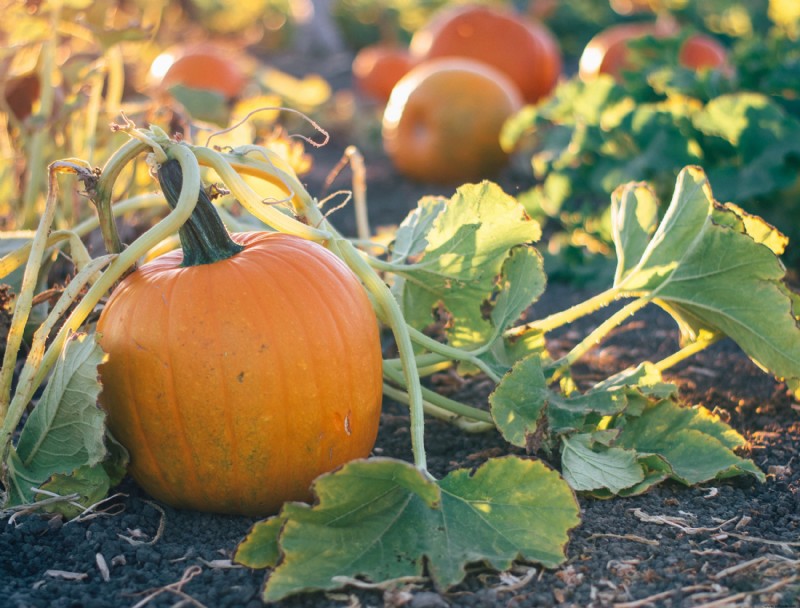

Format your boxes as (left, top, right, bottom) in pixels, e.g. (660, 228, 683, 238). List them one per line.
(0, 161, 84, 418)
(0, 255, 115, 457)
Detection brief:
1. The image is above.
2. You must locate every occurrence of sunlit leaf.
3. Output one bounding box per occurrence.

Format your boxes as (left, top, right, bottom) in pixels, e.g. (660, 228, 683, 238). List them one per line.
(394, 182, 541, 349)
(611, 183, 660, 285)
(613, 400, 765, 485)
(251, 457, 579, 602)
(390, 196, 447, 264)
(614, 166, 800, 388)
(693, 93, 800, 200)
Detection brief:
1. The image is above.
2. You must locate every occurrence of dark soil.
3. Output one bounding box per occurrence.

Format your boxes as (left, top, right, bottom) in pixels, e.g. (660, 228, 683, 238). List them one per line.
(3, 51, 800, 608)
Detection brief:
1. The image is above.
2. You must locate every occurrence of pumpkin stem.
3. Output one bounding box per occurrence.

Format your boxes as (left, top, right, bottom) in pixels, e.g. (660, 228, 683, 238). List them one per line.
(157, 158, 244, 266)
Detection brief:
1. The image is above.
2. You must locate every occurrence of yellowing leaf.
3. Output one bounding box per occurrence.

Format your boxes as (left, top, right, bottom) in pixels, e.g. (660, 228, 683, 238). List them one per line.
(238, 457, 579, 602)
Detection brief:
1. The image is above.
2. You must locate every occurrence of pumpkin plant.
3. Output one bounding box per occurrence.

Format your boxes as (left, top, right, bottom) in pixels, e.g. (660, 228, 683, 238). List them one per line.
(1, 115, 799, 601)
(97, 160, 383, 516)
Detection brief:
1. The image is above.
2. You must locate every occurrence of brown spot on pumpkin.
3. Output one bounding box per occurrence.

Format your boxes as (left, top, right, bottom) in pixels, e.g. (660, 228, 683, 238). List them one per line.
(237, 372, 245, 383)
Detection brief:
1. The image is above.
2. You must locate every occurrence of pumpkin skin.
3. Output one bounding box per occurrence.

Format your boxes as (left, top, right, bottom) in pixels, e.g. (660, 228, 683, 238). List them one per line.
(97, 231, 383, 516)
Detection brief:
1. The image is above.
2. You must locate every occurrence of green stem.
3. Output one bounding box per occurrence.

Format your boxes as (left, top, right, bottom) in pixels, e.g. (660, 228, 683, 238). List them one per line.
(191, 147, 331, 242)
(92, 138, 150, 254)
(71, 193, 165, 239)
(406, 327, 501, 382)
(382, 384, 494, 433)
(157, 159, 243, 266)
(654, 332, 722, 373)
(30, 145, 202, 400)
(505, 285, 623, 338)
(0, 162, 66, 417)
(384, 352, 453, 372)
(0, 255, 115, 456)
(548, 295, 653, 377)
(0, 194, 165, 281)
(334, 238, 430, 473)
(382, 328, 501, 383)
(344, 146, 371, 242)
(383, 364, 494, 425)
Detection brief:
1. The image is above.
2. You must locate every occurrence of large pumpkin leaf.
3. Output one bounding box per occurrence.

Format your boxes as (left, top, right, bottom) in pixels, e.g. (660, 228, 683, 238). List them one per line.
(4, 333, 108, 506)
(392, 182, 542, 349)
(613, 166, 800, 388)
(613, 400, 765, 485)
(237, 457, 579, 602)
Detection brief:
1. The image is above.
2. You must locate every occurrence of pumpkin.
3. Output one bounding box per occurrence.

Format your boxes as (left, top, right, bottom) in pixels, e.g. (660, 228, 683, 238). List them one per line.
(97, 160, 383, 516)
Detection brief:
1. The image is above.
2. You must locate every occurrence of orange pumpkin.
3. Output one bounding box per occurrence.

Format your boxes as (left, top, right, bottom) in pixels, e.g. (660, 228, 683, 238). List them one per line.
(157, 45, 248, 99)
(579, 22, 728, 82)
(97, 161, 383, 516)
(409, 4, 561, 104)
(352, 43, 416, 102)
(382, 58, 523, 184)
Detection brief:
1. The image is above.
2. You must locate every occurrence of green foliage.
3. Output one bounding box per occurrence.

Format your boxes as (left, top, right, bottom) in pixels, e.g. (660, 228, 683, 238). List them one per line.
(233, 163, 798, 598)
(391, 182, 543, 350)
(614, 168, 800, 384)
(502, 74, 800, 270)
(3, 333, 125, 512)
(236, 457, 580, 602)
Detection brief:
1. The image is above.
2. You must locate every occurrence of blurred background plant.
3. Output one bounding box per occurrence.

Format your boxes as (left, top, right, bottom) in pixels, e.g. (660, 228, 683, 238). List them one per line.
(0, 0, 333, 339)
(499, 0, 800, 283)
(1, 0, 798, 288)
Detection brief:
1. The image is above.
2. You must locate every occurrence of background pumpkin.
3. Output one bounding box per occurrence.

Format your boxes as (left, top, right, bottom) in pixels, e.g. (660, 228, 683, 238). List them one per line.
(97, 166, 383, 516)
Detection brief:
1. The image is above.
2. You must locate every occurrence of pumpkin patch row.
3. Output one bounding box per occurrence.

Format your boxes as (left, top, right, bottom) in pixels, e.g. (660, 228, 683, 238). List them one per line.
(350, 3, 729, 185)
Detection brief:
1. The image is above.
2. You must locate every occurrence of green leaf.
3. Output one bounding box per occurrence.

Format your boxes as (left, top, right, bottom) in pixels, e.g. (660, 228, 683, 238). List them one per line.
(561, 434, 644, 494)
(5, 333, 107, 506)
(235, 515, 286, 569)
(614, 400, 765, 485)
(394, 182, 541, 348)
(489, 355, 548, 449)
(611, 183, 660, 285)
(590, 455, 672, 499)
(591, 362, 677, 400)
(37, 432, 128, 518)
(258, 457, 579, 602)
(490, 354, 633, 448)
(471, 245, 547, 376)
(594, 102, 702, 195)
(614, 166, 800, 388)
(490, 246, 546, 333)
(390, 196, 448, 263)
